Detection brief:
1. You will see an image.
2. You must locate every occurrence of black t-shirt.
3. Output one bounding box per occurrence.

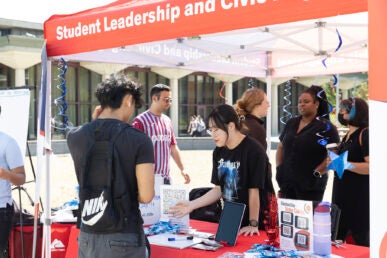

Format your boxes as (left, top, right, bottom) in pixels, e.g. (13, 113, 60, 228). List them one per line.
(211, 136, 270, 227)
(67, 119, 154, 233)
(277, 116, 340, 193)
(332, 127, 369, 232)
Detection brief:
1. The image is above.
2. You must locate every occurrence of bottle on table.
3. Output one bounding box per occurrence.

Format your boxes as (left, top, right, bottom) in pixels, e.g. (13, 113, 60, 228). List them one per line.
(313, 202, 331, 256)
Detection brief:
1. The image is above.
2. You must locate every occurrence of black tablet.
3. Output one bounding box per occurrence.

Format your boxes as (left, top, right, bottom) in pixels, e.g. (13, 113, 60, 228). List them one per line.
(215, 201, 246, 246)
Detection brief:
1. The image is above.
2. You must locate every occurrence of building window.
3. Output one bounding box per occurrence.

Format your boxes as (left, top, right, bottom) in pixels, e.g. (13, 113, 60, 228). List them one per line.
(0, 65, 15, 87)
(178, 73, 226, 136)
(277, 80, 307, 133)
(26, 65, 38, 140)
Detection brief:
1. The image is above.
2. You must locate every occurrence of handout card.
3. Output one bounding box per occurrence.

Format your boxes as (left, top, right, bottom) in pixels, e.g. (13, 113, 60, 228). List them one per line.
(160, 185, 190, 230)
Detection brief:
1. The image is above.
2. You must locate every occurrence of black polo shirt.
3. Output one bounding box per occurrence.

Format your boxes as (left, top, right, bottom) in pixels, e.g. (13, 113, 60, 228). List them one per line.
(277, 116, 340, 193)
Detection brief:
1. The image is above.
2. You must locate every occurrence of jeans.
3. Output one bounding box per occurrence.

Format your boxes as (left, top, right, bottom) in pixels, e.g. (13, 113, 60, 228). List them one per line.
(0, 204, 14, 258)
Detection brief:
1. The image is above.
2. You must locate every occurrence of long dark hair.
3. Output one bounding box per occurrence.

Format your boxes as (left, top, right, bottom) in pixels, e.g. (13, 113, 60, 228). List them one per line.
(339, 97, 368, 127)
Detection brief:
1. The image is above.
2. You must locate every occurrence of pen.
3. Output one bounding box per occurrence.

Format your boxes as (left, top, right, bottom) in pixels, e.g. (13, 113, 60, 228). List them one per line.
(168, 236, 194, 241)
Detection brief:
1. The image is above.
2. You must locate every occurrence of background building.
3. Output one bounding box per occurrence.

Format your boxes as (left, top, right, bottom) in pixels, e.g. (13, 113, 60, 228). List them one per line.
(0, 18, 368, 151)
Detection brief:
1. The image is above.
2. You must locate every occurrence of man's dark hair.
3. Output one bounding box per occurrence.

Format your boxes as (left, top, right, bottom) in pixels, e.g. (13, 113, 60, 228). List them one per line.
(150, 84, 171, 99)
(95, 74, 143, 109)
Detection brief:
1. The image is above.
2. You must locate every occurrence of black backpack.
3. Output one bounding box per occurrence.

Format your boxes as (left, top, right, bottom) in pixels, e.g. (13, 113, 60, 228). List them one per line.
(189, 187, 222, 223)
(78, 124, 131, 233)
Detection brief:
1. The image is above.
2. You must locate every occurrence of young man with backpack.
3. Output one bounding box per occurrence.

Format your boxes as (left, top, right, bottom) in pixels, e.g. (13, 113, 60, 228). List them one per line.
(67, 75, 155, 258)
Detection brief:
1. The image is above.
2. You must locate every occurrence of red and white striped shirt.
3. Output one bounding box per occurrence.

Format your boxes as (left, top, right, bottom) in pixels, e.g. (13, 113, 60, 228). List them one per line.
(132, 110, 177, 178)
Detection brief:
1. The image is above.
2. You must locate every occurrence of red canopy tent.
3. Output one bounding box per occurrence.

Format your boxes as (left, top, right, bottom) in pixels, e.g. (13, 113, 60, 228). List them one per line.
(39, 0, 387, 257)
(44, 0, 367, 57)
(43, 0, 368, 79)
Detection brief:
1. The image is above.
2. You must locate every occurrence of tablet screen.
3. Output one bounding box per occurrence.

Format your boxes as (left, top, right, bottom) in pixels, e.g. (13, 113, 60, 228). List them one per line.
(215, 201, 246, 246)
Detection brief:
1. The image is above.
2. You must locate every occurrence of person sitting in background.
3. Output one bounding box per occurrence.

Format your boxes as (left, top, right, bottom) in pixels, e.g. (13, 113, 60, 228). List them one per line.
(332, 97, 369, 247)
(196, 115, 206, 137)
(0, 105, 26, 258)
(235, 88, 270, 150)
(275, 85, 340, 202)
(187, 115, 197, 136)
(170, 104, 273, 235)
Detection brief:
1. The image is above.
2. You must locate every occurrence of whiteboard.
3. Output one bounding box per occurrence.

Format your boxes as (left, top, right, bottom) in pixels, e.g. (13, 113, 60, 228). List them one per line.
(0, 89, 30, 156)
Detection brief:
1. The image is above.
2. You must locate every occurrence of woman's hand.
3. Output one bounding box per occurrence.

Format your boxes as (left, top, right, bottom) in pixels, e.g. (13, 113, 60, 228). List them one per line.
(169, 200, 192, 218)
(238, 225, 260, 237)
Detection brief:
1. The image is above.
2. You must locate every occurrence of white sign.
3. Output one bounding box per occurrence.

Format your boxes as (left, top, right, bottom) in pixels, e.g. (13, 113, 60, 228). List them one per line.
(139, 175, 164, 226)
(278, 198, 314, 252)
(0, 89, 30, 156)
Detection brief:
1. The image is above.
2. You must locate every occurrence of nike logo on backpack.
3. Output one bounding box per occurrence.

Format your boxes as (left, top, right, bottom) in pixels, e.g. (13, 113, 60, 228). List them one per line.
(81, 191, 108, 226)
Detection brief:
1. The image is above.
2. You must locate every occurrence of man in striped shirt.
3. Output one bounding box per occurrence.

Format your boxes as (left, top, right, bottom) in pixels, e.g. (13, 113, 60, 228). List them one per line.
(132, 84, 190, 184)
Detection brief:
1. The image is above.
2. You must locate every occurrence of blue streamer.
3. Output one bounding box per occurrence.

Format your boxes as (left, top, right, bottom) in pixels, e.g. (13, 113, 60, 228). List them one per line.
(248, 78, 255, 89)
(52, 58, 71, 131)
(330, 29, 342, 89)
(334, 28, 343, 52)
(316, 29, 342, 146)
(323, 29, 342, 89)
(332, 74, 338, 86)
(280, 80, 292, 125)
(316, 90, 333, 146)
(322, 57, 328, 69)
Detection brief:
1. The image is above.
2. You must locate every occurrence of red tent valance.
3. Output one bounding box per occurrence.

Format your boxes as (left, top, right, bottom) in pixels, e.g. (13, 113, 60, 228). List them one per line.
(44, 0, 367, 57)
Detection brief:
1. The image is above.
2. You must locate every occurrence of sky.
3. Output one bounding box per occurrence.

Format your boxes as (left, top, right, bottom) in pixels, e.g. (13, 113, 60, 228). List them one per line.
(0, 0, 116, 23)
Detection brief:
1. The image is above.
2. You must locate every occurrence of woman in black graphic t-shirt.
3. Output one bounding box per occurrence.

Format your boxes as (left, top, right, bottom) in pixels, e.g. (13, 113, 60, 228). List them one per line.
(171, 104, 274, 236)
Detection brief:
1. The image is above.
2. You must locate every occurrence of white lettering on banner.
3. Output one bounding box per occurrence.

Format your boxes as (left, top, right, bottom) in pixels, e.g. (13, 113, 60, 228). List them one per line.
(221, 0, 267, 10)
(137, 44, 162, 55)
(183, 47, 209, 61)
(56, 20, 102, 40)
(163, 45, 182, 57)
(184, 0, 215, 16)
(54, 0, 284, 41)
(104, 4, 181, 32)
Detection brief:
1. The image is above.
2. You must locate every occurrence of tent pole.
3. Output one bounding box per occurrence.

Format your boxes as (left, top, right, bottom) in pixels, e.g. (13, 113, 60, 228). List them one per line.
(335, 74, 340, 125)
(265, 51, 273, 154)
(44, 60, 52, 258)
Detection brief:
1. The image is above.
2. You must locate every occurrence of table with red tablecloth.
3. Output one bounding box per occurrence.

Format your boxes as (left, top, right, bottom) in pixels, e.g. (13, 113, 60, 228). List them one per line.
(65, 220, 370, 258)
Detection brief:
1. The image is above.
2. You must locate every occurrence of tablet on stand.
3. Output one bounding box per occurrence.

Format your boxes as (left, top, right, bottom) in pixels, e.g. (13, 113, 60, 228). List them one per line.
(215, 201, 246, 246)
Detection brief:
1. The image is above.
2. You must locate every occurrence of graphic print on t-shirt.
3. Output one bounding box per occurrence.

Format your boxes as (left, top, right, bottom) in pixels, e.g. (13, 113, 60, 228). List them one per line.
(217, 158, 240, 201)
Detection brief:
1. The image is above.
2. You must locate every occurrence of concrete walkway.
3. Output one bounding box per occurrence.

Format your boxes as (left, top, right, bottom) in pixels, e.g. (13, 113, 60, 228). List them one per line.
(15, 149, 333, 215)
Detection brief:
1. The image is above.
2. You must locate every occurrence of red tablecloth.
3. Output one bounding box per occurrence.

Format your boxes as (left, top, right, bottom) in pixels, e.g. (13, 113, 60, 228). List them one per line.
(65, 220, 370, 258)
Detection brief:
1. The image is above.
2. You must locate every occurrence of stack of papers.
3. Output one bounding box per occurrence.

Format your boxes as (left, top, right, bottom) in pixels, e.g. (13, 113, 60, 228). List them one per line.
(148, 233, 202, 249)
